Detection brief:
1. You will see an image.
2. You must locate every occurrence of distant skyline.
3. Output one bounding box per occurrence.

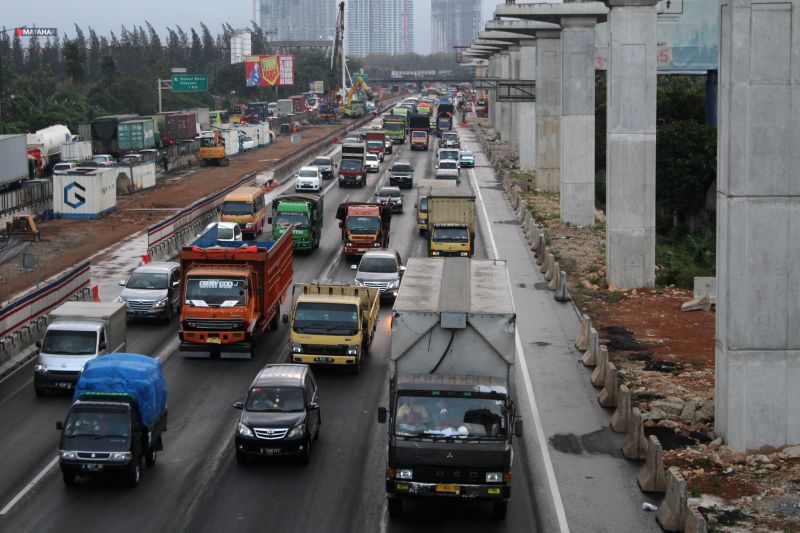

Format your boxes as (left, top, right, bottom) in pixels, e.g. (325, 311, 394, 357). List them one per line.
(1, 0, 511, 55)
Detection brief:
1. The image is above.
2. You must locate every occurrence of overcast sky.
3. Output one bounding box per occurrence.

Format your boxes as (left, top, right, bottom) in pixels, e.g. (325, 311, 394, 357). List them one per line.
(1, 0, 507, 55)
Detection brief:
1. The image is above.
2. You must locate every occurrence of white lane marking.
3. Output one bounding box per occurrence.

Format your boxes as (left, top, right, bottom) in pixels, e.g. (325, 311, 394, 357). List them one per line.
(469, 166, 570, 533)
(155, 336, 180, 363)
(0, 455, 58, 516)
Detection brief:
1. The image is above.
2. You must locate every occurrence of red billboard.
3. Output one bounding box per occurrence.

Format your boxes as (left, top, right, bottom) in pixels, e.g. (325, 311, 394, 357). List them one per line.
(245, 55, 295, 87)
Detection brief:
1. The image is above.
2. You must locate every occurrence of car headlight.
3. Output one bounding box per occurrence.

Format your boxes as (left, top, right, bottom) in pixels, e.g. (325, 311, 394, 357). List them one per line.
(245, 223, 254, 228)
(387, 280, 400, 289)
(431, 251, 440, 256)
(397, 469, 413, 480)
(460, 252, 469, 257)
(34, 363, 48, 374)
(110, 452, 132, 462)
(287, 424, 306, 439)
(153, 297, 168, 308)
(290, 342, 303, 353)
(60, 451, 77, 460)
(347, 345, 359, 356)
(117, 296, 126, 303)
(354, 279, 365, 286)
(238, 422, 254, 437)
(486, 472, 503, 483)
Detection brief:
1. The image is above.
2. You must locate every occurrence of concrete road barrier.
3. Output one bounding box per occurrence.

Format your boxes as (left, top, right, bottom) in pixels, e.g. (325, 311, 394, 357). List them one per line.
(591, 345, 609, 387)
(547, 261, 559, 289)
(622, 407, 650, 461)
(534, 233, 545, 256)
(655, 467, 687, 531)
(575, 314, 591, 351)
(544, 253, 556, 281)
(539, 247, 550, 271)
(598, 362, 618, 408)
(581, 327, 599, 367)
(554, 271, 570, 302)
(637, 435, 667, 493)
(684, 507, 708, 533)
(611, 384, 631, 433)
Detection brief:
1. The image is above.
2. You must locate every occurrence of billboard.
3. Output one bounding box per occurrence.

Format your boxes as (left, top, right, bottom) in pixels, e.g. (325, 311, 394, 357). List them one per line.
(245, 55, 295, 87)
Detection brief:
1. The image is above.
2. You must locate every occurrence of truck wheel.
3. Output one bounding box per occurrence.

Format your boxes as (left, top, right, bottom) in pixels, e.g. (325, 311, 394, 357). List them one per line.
(62, 471, 76, 486)
(145, 446, 157, 467)
(387, 497, 403, 516)
(126, 455, 142, 487)
(492, 501, 508, 519)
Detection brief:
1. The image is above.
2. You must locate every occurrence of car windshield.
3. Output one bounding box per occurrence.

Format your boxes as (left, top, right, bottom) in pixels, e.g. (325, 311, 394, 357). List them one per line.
(376, 189, 399, 198)
(432, 227, 469, 243)
(246, 386, 305, 412)
(346, 216, 381, 232)
(443, 134, 458, 141)
(394, 394, 507, 439)
(313, 158, 331, 166)
(184, 277, 247, 307)
(359, 256, 398, 273)
(275, 211, 309, 227)
(392, 164, 412, 173)
(126, 272, 168, 290)
(440, 150, 459, 160)
(293, 302, 359, 335)
(42, 330, 97, 355)
(439, 161, 458, 170)
(366, 155, 378, 162)
(461, 152, 473, 158)
(298, 169, 318, 178)
(217, 226, 236, 240)
(222, 201, 253, 215)
(64, 408, 130, 438)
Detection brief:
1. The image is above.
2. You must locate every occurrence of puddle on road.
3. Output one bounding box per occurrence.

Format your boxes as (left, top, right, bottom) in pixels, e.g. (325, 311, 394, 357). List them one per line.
(549, 427, 624, 457)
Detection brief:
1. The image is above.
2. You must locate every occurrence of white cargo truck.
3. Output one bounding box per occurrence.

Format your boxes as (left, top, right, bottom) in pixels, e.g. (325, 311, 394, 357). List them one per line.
(33, 301, 127, 396)
(377, 258, 522, 519)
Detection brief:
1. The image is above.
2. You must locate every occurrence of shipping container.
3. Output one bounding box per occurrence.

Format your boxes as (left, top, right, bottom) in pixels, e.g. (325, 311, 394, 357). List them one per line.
(117, 119, 157, 152)
(0, 134, 30, 187)
(115, 161, 157, 194)
(289, 95, 306, 113)
(61, 141, 93, 161)
(165, 112, 198, 142)
(91, 115, 138, 156)
(77, 123, 92, 143)
(214, 127, 240, 157)
(277, 99, 294, 118)
(186, 107, 211, 130)
(253, 123, 271, 146)
(54, 167, 117, 218)
(146, 114, 168, 141)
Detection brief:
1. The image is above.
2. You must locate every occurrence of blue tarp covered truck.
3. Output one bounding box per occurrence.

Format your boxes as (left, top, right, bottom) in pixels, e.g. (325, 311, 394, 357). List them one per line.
(57, 353, 168, 487)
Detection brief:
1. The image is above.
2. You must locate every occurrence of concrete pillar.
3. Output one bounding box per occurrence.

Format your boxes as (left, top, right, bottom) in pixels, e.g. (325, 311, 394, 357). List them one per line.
(499, 50, 512, 144)
(489, 55, 499, 130)
(507, 45, 521, 153)
(605, 0, 657, 288)
(560, 16, 597, 227)
(535, 30, 561, 192)
(715, 0, 800, 452)
(518, 39, 537, 171)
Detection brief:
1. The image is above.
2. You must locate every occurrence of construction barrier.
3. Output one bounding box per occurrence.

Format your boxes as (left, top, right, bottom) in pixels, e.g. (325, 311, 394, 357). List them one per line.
(638, 435, 667, 493)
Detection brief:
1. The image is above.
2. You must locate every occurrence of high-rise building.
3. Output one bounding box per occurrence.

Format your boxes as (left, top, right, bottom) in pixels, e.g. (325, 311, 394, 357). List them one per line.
(253, 0, 337, 41)
(346, 0, 414, 57)
(230, 30, 252, 64)
(431, 0, 481, 54)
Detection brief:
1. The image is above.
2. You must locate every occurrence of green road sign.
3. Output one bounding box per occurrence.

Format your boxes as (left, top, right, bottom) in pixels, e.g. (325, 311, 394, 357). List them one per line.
(171, 74, 208, 92)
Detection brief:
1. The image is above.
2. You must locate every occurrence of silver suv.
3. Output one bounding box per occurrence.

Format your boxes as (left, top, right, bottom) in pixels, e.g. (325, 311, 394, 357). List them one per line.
(352, 249, 404, 301)
(118, 262, 181, 321)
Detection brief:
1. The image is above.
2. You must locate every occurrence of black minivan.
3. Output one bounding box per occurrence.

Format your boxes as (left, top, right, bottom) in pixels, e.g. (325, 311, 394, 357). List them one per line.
(234, 364, 321, 465)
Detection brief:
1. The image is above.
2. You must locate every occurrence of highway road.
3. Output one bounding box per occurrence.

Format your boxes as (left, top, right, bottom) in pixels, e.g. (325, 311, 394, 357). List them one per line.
(0, 134, 541, 532)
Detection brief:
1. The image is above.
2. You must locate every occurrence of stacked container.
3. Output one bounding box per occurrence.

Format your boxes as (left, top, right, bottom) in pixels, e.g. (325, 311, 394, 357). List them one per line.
(54, 167, 117, 218)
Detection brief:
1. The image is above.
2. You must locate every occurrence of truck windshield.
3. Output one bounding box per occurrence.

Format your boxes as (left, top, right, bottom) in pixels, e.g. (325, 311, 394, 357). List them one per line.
(419, 198, 428, 213)
(394, 394, 507, 439)
(384, 123, 403, 131)
(412, 132, 427, 139)
(293, 302, 359, 335)
(340, 160, 362, 171)
(42, 330, 97, 355)
(313, 158, 331, 166)
(275, 211, 309, 227)
(246, 386, 305, 412)
(126, 272, 168, 290)
(432, 227, 469, 243)
(367, 141, 383, 149)
(64, 408, 130, 438)
(222, 201, 253, 216)
(185, 278, 247, 307)
(346, 216, 381, 232)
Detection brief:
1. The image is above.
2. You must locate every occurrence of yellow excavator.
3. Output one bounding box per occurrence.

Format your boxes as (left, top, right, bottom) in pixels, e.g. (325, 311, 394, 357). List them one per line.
(198, 130, 229, 166)
(342, 76, 372, 117)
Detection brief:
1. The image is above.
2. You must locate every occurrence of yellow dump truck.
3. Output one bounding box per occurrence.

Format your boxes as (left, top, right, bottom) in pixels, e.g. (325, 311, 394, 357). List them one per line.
(428, 188, 476, 257)
(283, 283, 380, 372)
(415, 178, 458, 234)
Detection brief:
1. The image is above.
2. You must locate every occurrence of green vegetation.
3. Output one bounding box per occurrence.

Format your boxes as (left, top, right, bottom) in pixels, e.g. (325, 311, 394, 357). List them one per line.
(655, 229, 715, 288)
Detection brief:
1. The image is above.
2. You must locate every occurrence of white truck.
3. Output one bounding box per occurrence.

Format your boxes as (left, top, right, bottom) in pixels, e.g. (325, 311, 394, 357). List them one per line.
(33, 301, 127, 396)
(378, 258, 521, 519)
(277, 99, 294, 118)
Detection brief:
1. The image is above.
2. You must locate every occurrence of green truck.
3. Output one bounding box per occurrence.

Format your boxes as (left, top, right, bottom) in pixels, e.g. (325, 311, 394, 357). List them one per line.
(270, 194, 324, 252)
(383, 115, 407, 144)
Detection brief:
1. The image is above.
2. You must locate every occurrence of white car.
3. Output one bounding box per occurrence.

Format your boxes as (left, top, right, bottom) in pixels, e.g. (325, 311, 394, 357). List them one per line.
(295, 166, 322, 192)
(200, 222, 243, 242)
(92, 154, 115, 166)
(52, 162, 76, 175)
(241, 136, 255, 151)
(435, 159, 461, 183)
(365, 153, 380, 173)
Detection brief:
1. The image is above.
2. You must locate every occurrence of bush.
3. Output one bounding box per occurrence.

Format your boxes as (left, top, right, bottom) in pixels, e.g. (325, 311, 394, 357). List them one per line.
(655, 229, 716, 288)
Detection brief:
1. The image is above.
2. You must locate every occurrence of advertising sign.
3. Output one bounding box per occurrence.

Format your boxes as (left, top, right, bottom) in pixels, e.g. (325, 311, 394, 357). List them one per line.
(309, 81, 324, 93)
(16, 27, 57, 37)
(245, 55, 295, 87)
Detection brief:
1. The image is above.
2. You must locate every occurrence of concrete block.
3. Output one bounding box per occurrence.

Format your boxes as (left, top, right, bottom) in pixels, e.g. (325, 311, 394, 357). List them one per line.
(622, 407, 649, 461)
(547, 261, 560, 290)
(591, 345, 609, 387)
(692, 276, 716, 304)
(575, 313, 591, 351)
(554, 271, 571, 302)
(684, 506, 708, 533)
(637, 435, 667, 493)
(544, 254, 556, 281)
(538, 246, 550, 268)
(598, 362, 618, 407)
(611, 384, 631, 433)
(655, 467, 687, 531)
(581, 327, 599, 367)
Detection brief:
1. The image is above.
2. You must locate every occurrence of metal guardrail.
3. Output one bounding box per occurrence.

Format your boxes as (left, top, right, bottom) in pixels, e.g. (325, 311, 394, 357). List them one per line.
(0, 180, 52, 217)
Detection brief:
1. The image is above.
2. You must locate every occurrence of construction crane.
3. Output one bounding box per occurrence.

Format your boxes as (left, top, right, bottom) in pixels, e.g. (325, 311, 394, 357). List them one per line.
(321, 1, 346, 119)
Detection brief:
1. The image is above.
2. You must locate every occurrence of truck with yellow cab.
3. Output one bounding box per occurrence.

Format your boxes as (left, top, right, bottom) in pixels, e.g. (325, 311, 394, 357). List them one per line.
(283, 283, 380, 373)
(427, 188, 476, 257)
(414, 179, 458, 234)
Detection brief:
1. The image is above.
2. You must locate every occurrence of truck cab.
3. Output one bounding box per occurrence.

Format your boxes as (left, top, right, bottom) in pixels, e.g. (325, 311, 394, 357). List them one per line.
(339, 142, 367, 188)
(427, 189, 476, 258)
(336, 202, 392, 258)
(270, 194, 323, 252)
(365, 131, 386, 161)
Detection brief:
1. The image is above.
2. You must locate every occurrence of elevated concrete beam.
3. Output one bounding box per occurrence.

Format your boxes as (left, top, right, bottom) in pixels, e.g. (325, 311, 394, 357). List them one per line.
(494, 2, 608, 24)
(485, 19, 561, 34)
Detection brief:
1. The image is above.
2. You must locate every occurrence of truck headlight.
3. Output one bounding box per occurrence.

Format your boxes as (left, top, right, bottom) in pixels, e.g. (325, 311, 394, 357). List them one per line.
(486, 472, 503, 483)
(60, 451, 77, 460)
(153, 297, 168, 308)
(287, 424, 306, 439)
(397, 469, 413, 480)
(238, 423, 254, 437)
(34, 363, 48, 374)
(290, 342, 303, 354)
(346, 345, 359, 356)
(373, 243, 380, 247)
(245, 223, 254, 228)
(431, 251, 440, 256)
(110, 452, 132, 462)
(346, 242, 353, 247)
(460, 252, 469, 257)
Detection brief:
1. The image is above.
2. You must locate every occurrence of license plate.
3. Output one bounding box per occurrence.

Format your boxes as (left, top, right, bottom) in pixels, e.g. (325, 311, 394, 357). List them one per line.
(436, 483, 460, 494)
(56, 382, 73, 389)
(82, 463, 103, 471)
(261, 448, 281, 455)
(206, 337, 221, 344)
(315, 357, 334, 363)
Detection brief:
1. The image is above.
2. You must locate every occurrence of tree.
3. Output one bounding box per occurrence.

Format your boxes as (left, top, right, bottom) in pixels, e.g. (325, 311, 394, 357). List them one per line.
(190, 29, 202, 71)
(62, 40, 87, 84)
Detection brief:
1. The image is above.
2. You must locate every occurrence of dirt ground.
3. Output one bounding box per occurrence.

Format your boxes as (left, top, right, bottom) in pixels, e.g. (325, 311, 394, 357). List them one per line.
(491, 147, 800, 532)
(0, 123, 341, 303)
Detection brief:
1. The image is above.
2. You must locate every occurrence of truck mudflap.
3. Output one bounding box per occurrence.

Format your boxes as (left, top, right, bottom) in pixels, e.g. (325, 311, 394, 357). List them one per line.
(290, 353, 359, 366)
(386, 480, 510, 500)
(179, 341, 254, 359)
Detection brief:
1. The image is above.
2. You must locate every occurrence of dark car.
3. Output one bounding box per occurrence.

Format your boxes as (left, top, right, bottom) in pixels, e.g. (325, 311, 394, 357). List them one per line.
(375, 186, 404, 213)
(312, 156, 335, 179)
(234, 364, 321, 465)
(389, 162, 414, 189)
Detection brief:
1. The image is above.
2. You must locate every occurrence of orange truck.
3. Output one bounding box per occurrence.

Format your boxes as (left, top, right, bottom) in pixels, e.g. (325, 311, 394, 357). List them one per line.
(336, 202, 391, 258)
(178, 227, 293, 358)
